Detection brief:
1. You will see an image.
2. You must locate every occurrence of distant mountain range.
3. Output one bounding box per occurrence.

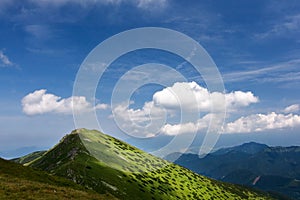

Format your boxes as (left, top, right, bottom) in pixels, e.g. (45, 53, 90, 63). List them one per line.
(165, 142, 300, 200)
(4, 129, 276, 200)
(0, 146, 47, 159)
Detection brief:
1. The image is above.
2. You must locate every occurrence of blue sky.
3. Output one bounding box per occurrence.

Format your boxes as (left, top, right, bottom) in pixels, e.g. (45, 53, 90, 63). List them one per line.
(0, 0, 300, 158)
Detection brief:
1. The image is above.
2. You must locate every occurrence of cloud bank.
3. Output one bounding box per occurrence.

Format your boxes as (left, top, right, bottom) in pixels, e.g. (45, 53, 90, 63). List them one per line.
(113, 82, 260, 136)
(225, 112, 300, 133)
(160, 112, 300, 135)
(113, 82, 300, 136)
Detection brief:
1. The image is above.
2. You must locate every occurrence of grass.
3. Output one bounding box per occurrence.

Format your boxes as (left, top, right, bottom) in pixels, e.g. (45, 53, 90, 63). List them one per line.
(0, 158, 117, 199)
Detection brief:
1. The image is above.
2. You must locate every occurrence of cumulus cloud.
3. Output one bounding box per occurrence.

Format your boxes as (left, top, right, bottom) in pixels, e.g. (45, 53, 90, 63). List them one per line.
(160, 122, 198, 136)
(0, 50, 13, 67)
(95, 103, 109, 110)
(22, 89, 108, 115)
(160, 113, 224, 136)
(224, 112, 300, 133)
(113, 101, 163, 124)
(112, 101, 166, 137)
(153, 82, 258, 112)
(284, 104, 300, 113)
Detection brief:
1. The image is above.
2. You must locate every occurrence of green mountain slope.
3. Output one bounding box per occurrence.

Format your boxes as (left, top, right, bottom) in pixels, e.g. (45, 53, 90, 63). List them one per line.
(26, 128, 274, 200)
(0, 157, 117, 200)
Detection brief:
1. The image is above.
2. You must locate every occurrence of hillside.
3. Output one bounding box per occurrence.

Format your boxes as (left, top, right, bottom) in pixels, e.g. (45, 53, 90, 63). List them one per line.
(0, 157, 117, 200)
(21, 128, 275, 200)
(166, 142, 300, 199)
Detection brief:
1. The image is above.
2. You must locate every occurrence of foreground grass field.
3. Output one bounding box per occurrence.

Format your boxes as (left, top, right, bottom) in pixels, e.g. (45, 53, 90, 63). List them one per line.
(0, 158, 117, 199)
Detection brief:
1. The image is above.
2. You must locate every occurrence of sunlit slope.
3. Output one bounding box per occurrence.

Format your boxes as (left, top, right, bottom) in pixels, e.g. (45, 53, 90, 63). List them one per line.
(28, 128, 274, 200)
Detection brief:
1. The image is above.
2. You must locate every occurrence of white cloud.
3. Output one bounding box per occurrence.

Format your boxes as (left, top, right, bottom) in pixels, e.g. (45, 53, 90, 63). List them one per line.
(22, 89, 108, 115)
(153, 82, 258, 112)
(160, 113, 224, 136)
(160, 122, 197, 136)
(284, 104, 300, 113)
(0, 50, 13, 67)
(95, 103, 109, 110)
(112, 101, 166, 137)
(224, 112, 300, 133)
(160, 112, 300, 135)
(113, 101, 163, 124)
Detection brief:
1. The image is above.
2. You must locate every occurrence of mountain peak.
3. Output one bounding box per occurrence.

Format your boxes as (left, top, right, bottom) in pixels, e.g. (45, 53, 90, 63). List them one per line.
(69, 128, 93, 135)
(237, 142, 269, 154)
(240, 141, 268, 148)
(212, 142, 269, 156)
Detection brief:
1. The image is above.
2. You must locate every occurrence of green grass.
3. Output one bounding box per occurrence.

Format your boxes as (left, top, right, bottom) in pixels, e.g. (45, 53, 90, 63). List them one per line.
(26, 128, 275, 200)
(0, 158, 117, 199)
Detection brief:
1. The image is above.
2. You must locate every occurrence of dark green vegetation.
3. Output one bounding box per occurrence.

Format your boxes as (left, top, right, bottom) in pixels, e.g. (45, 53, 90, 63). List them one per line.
(166, 142, 300, 200)
(0, 157, 116, 199)
(17, 129, 275, 200)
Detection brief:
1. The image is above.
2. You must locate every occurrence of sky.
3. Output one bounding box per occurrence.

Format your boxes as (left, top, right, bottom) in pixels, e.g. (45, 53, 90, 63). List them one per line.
(0, 0, 300, 158)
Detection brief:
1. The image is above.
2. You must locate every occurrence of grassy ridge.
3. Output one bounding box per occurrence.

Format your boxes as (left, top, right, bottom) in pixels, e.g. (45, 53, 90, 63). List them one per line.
(28, 128, 275, 200)
(11, 150, 46, 165)
(0, 158, 117, 199)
